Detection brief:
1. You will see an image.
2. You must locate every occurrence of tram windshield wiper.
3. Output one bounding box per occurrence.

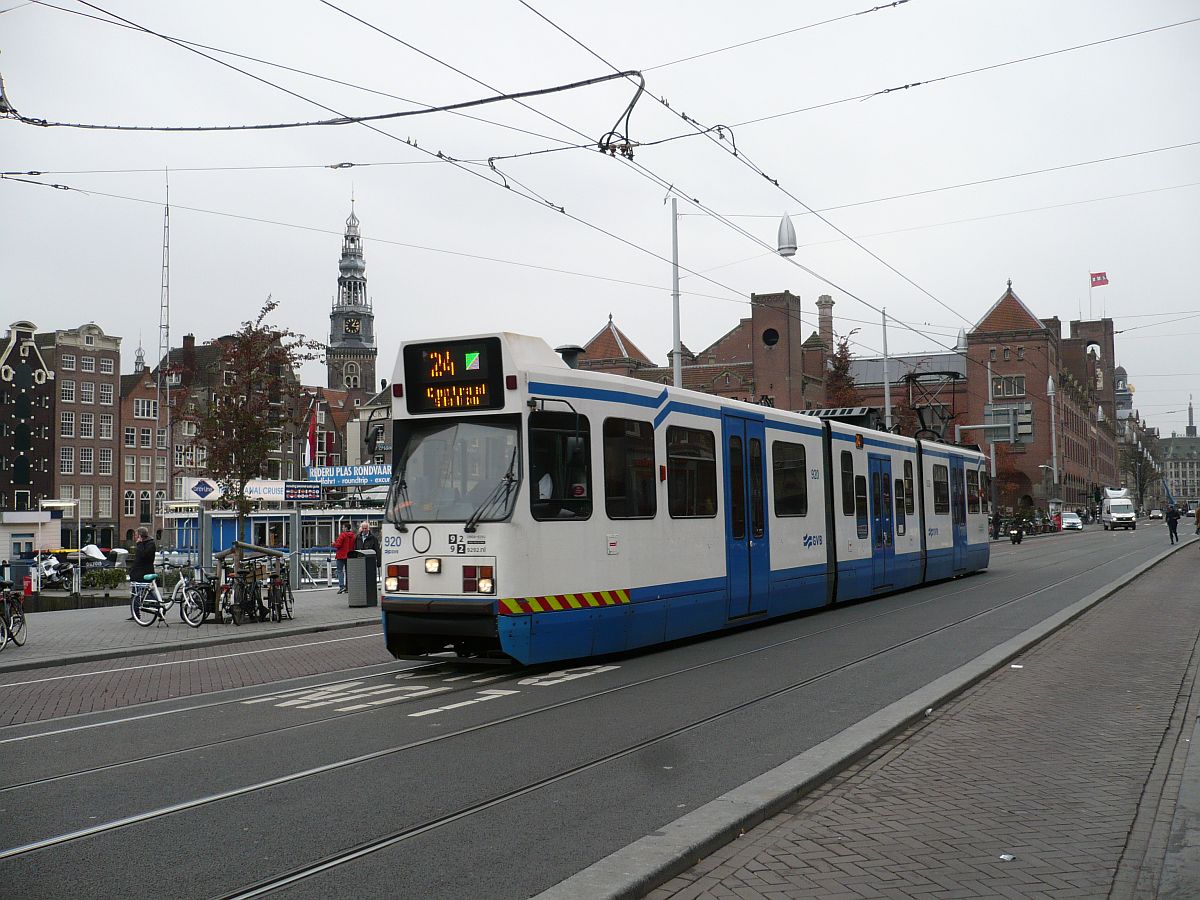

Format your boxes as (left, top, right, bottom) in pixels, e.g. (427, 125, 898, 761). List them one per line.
(464, 448, 517, 533)
(387, 473, 411, 532)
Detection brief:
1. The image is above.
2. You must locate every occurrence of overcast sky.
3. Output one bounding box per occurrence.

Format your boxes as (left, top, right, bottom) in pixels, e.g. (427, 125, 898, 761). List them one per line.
(3, 0, 1198, 432)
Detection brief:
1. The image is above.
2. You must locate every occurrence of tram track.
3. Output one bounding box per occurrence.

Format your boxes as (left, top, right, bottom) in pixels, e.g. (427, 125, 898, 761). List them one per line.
(0, 535, 1152, 882)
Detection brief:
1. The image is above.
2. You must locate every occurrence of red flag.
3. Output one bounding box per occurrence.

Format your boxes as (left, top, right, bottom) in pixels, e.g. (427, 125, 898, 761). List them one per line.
(1090, 272, 1109, 287)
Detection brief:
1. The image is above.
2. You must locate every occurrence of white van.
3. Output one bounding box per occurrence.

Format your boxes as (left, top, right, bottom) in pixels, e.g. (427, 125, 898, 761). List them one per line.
(1102, 488, 1137, 530)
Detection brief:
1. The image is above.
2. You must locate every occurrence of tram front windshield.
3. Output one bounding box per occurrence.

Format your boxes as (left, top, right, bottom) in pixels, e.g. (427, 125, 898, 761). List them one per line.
(386, 415, 520, 524)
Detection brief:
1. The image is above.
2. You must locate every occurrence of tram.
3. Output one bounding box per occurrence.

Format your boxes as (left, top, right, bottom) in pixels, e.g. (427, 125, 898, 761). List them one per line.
(380, 333, 990, 665)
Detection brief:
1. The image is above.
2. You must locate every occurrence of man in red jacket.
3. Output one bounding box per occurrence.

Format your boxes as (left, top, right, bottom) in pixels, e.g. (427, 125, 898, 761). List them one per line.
(334, 524, 356, 594)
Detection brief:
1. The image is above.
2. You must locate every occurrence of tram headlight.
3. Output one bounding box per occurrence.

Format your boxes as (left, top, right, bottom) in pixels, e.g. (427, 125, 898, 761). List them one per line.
(425, 558, 441, 575)
(386, 564, 409, 592)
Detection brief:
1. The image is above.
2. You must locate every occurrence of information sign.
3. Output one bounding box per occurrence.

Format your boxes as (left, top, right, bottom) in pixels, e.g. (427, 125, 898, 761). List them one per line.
(284, 481, 323, 502)
(403, 336, 505, 414)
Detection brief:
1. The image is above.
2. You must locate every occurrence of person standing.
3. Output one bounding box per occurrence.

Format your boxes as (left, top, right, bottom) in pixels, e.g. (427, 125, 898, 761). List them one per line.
(356, 520, 381, 584)
(127, 527, 157, 619)
(333, 524, 356, 594)
(1166, 506, 1180, 544)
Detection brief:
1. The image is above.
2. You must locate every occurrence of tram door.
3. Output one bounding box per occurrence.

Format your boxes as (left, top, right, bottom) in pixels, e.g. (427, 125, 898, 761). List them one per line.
(950, 456, 968, 572)
(722, 413, 769, 619)
(868, 455, 895, 590)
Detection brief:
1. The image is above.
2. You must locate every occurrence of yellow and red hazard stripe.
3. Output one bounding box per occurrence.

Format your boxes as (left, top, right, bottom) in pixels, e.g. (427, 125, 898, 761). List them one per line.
(498, 589, 631, 616)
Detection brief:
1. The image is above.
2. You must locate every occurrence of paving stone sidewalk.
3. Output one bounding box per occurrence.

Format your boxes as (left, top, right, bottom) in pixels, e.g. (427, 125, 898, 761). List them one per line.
(650, 546, 1200, 900)
(0, 586, 381, 673)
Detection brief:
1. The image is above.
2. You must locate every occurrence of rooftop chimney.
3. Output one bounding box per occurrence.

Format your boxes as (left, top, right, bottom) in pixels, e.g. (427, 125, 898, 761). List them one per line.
(816, 295, 835, 350)
(555, 345, 586, 369)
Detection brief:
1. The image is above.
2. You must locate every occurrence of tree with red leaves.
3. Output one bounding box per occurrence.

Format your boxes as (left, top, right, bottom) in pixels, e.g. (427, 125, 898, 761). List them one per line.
(824, 331, 863, 408)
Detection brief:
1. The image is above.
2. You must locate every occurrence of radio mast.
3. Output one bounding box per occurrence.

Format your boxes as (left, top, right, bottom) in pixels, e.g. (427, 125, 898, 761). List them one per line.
(155, 171, 171, 533)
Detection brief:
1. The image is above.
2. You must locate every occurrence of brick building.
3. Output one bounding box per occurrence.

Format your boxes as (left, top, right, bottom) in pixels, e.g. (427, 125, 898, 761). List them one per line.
(36, 324, 122, 547)
(965, 282, 1118, 513)
(0, 321, 56, 512)
(118, 345, 172, 543)
(579, 291, 829, 410)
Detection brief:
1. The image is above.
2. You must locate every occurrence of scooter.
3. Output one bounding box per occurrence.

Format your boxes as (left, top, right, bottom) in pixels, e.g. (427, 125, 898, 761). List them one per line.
(35, 552, 75, 589)
(1009, 522, 1024, 545)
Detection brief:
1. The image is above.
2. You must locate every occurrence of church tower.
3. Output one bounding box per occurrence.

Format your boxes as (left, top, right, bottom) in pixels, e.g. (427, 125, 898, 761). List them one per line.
(327, 200, 377, 398)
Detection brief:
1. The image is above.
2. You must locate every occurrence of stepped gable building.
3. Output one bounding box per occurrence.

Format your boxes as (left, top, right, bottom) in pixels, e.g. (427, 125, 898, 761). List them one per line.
(577, 291, 831, 410)
(965, 281, 1118, 513)
(35, 324, 121, 548)
(327, 200, 377, 405)
(0, 321, 56, 512)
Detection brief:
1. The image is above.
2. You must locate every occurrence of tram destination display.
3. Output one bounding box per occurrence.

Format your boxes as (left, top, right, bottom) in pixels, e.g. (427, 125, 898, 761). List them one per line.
(403, 337, 505, 414)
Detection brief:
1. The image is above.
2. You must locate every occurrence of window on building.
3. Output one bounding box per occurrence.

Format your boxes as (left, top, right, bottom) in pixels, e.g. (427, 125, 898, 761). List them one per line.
(100, 358, 114, 375)
(772, 441, 808, 517)
(81, 357, 95, 373)
(80, 447, 94, 475)
(139, 490, 151, 522)
(124, 456, 136, 482)
(989, 348, 996, 361)
(134, 399, 158, 419)
(99, 383, 113, 405)
(140, 456, 151, 482)
(99, 414, 114, 439)
(155, 490, 166, 516)
(1003, 348, 1011, 361)
(157, 428, 166, 449)
(60, 411, 75, 437)
(603, 418, 656, 519)
(182, 420, 197, 436)
(124, 490, 136, 516)
(933, 464, 950, 514)
(223, 371, 235, 387)
(61, 380, 75, 403)
(99, 447, 113, 476)
(667, 426, 718, 518)
(60, 446, 75, 474)
(344, 361, 360, 390)
(80, 382, 95, 404)
(1017, 346, 1025, 360)
(173, 476, 184, 500)
(155, 457, 166, 483)
(79, 484, 94, 518)
(99, 485, 112, 517)
(84, 333, 95, 347)
(124, 427, 136, 447)
(841, 450, 855, 516)
(80, 412, 94, 439)
(61, 354, 76, 371)
(140, 428, 152, 447)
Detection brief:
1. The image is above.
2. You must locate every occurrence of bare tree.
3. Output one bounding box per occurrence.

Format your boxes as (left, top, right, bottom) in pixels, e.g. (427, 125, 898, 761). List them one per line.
(824, 330, 863, 408)
(192, 298, 323, 539)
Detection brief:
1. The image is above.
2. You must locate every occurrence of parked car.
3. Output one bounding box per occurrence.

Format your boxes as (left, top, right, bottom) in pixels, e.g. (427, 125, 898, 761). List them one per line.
(1149, 509, 1163, 520)
(1060, 512, 1083, 531)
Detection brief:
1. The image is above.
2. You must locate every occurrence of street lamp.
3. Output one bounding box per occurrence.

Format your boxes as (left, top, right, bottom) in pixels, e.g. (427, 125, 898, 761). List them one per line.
(39, 498, 81, 597)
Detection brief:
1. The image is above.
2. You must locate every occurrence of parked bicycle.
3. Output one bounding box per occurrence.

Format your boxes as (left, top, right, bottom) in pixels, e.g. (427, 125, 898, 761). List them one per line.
(131, 571, 205, 628)
(0, 580, 27, 650)
(169, 564, 215, 626)
(218, 562, 267, 626)
(265, 560, 295, 623)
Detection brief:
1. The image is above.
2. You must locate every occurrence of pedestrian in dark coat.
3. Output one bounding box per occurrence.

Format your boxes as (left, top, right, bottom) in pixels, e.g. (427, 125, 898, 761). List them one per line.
(129, 526, 157, 584)
(356, 521, 381, 584)
(1166, 506, 1180, 544)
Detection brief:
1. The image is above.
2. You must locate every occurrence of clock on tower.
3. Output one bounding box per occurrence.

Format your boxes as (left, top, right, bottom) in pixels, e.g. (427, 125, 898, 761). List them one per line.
(344, 317, 362, 335)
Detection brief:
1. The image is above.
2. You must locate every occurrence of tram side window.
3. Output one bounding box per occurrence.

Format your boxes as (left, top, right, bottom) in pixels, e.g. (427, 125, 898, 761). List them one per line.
(894, 478, 906, 535)
(966, 470, 981, 514)
(772, 441, 808, 517)
(854, 474, 869, 538)
(903, 460, 915, 515)
(933, 464, 950, 515)
(603, 418, 657, 519)
(528, 410, 593, 521)
(667, 426, 717, 518)
(841, 450, 855, 516)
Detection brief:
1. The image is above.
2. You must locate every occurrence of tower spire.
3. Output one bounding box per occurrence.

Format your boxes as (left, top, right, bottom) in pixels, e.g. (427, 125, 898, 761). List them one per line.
(327, 201, 377, 395)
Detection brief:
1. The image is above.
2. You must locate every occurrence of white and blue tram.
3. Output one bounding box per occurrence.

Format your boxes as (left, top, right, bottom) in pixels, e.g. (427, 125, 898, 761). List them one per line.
(380, 333, 990, 665)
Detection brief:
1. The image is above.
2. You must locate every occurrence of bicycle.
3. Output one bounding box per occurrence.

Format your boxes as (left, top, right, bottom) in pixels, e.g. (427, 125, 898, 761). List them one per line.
(131, 572, 204, 628)
(169, 564, 214, 627)
(218, 563, 267, 625)
(265, 561, 295, 623)
(0, 580, 25, 650)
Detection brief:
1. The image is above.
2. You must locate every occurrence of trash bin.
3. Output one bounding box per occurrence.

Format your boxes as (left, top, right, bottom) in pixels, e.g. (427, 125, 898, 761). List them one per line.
(346, 549, 378, 607)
